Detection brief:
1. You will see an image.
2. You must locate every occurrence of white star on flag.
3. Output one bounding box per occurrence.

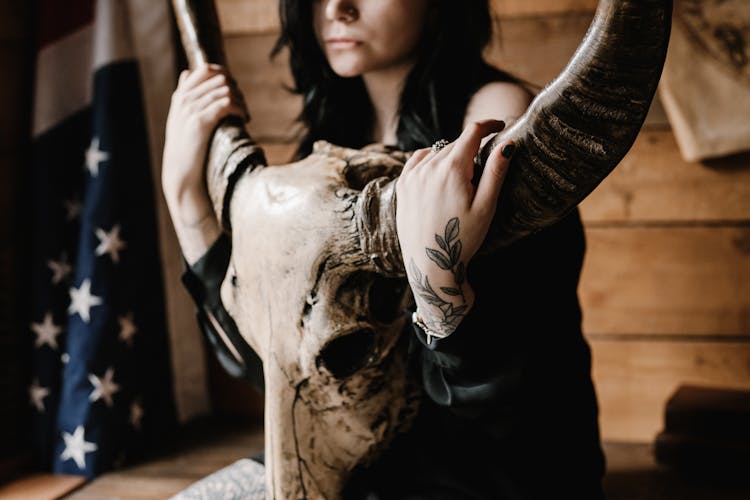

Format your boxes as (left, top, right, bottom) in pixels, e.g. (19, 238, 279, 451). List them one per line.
(60, 425, 98, 470)
(68, 279, 103, 323)
(88, 367, 120, 407)
(29, 379, 50, 412)
(30, 312, 62, 349)
(130, 400, 144, 430)
(95, 224, 126, 263)
(63, 197, 82, 221)
(85, 136, 109, 177)
(47, 252, 73, 285)
(118, 312, 137, 346)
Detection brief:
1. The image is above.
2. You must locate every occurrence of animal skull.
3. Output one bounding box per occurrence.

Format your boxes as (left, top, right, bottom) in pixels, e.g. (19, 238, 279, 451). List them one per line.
(221, 142, 419, 498)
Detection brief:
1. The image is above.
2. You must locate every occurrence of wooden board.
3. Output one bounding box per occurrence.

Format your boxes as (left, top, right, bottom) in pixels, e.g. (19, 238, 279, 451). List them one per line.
(591, 340, 750, 442)
(216, 0, 279, 36)
(67, 418, 264, 499)
(224, 34, 302, 142)
(0, 473, 86, 500)
(215, 0, 600, 35)
(491, 0, 598, 17)
(580, 130, 750, 223)
(580, 226, 750, 336)
(486, 10, 594, 87)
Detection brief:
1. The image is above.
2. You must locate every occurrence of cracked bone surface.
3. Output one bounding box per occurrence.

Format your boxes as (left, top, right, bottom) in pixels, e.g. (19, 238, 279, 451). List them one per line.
(171, 0, 672, 497)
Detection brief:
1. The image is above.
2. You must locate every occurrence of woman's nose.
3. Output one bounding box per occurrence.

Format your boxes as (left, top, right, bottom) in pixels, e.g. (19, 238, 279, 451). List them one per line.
(324, 0, 359, 23)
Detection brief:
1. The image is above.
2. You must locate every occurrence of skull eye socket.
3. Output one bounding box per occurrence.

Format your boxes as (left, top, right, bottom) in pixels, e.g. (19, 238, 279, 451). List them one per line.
(317, 329, 376, 379)
(369, 276, 408, 324)
(337, 271, 408, 323)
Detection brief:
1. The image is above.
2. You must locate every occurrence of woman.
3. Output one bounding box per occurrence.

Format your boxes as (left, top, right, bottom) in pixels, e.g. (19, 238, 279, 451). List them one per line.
(163, 1, 606, 498)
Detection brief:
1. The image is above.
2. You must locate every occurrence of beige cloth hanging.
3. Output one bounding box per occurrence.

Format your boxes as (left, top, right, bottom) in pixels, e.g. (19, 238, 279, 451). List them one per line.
(659, 0, 750, 162)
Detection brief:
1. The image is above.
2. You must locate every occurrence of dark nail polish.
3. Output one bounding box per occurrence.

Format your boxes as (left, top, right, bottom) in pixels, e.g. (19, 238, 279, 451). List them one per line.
(501, 143, 516, 159)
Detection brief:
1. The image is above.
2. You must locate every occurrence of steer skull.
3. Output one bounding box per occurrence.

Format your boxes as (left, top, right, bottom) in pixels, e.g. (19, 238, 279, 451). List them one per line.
(170, 0, 673, 498)
(222, 142, 419, 498)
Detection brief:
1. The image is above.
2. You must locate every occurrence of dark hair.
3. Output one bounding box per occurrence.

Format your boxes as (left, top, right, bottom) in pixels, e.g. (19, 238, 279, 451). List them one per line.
(272, 0, 525, 159)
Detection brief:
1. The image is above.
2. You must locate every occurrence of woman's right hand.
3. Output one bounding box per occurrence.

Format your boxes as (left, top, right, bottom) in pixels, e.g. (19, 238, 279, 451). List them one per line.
(162, 63, 249, 262)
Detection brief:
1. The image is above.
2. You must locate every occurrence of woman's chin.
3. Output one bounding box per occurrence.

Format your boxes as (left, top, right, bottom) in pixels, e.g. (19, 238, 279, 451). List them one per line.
(328, 59, 368, 78)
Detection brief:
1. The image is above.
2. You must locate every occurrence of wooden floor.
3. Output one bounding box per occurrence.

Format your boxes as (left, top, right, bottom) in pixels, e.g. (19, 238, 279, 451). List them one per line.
(60, 417, 749, 500)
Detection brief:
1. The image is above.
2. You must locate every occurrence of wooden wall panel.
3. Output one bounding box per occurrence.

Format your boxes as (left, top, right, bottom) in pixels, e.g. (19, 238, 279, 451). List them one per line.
(491, 0, 598, 17)
(486, 9, 593, 87)
(580, 131, 750, 223)
(223, 34, 300, 142)
(217, 0, 279, 35)
(215, 0, 600, 35)
(591, 340, 750, 442)
(581, 226, 750, 336)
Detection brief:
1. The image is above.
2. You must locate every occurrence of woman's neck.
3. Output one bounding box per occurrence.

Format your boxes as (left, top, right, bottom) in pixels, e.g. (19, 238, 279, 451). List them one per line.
(362, 60, 414, 146)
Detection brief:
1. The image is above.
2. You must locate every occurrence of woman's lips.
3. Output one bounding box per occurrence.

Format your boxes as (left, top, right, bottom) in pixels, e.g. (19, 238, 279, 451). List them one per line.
(326, 38, 362, 49)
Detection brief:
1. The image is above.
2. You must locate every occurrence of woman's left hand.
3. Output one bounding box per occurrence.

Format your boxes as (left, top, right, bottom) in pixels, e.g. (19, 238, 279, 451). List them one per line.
(395, 119, 515, 339)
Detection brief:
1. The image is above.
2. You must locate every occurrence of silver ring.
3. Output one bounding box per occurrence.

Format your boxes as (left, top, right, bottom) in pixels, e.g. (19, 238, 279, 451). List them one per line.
(431, 139, 450, 153)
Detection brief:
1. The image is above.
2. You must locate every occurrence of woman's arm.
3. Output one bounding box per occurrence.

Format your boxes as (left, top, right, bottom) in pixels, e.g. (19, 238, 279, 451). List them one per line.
(162, 64, 264, 386)
(395, 120, 514, 340)
(462, 81, 533, 129)
(161, 63, 249, 265)
(395, 82, 532, 341)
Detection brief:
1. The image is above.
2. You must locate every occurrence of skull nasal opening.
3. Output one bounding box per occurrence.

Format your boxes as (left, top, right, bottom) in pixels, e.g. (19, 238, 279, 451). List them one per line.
(317, 329, 376, 379)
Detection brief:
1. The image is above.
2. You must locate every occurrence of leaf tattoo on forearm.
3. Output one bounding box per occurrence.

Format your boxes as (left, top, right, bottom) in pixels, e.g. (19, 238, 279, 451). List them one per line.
(407, 217, 469, 336)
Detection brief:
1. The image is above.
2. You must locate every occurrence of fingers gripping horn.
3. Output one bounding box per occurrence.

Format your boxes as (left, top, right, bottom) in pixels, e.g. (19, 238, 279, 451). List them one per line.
(171, 0, 266, 232)
(358, 0, 673, 271)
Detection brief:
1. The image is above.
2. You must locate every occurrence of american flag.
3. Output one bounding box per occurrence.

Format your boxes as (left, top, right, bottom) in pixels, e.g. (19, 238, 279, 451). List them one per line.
(28, 0, 177, 477)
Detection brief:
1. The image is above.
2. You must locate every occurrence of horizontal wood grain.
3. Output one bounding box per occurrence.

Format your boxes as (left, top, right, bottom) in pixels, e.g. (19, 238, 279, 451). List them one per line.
(590, 339, 750, 442)
(215, 0, 600, 35)
(486, 10, 593, 87)
(580, 226, 750, 336)
(223, 34, 302, 142)
(580, 130, 750, 223)
(491, 0, 598, 17)
(216, 0, 279, 35)
(0, 473, 86, 500)
(67, 418, 264, 499)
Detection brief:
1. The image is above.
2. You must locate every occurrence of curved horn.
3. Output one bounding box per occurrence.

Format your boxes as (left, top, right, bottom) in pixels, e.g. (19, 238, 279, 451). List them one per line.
(359, 0, 672, 270)
(171, 0, 266, 232)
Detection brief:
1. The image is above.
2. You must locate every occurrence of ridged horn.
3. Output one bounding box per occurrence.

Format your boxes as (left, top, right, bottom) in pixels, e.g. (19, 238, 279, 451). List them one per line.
(476, 0, 673, 251)
(171, 0, 266, 232)
(359, 0, 672, 271)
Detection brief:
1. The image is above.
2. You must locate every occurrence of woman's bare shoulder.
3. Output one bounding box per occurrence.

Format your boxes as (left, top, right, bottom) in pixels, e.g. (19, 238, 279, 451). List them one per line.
(463, 81, 534, 128)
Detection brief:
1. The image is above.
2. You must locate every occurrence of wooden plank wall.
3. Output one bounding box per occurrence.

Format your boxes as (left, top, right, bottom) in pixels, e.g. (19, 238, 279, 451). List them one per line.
(0, 0, 33, 469)
(214, 0, 750, 443)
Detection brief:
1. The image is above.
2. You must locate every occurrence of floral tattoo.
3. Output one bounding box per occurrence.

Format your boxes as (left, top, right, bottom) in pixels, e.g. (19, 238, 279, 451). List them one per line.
(407, 217, 469, 336)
